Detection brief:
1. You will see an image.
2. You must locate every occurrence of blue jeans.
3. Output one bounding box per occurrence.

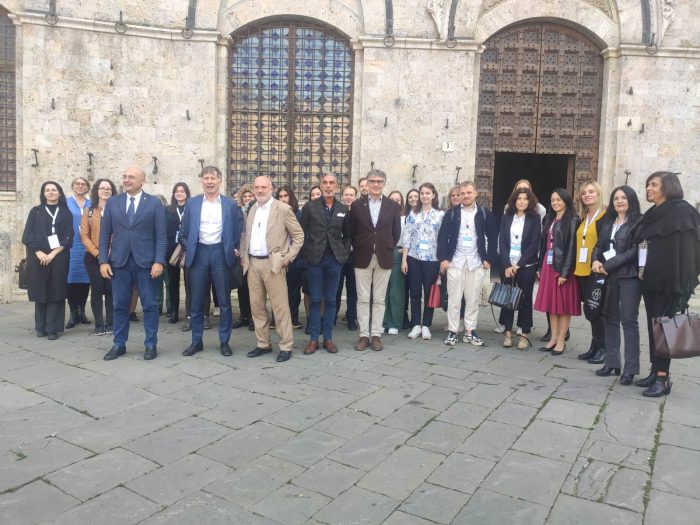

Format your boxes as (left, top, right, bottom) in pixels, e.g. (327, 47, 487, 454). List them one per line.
(112, 254, 159, 348)
(308, 255, 343, 341)
(190, 243, 232, 344)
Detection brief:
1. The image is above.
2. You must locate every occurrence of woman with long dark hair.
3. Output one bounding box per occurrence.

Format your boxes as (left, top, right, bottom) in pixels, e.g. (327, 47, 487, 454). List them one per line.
(22, 181, 73, 340)
(498, 187, 542, 349)
(80, 178, 117, 335)
(534, 188, 581, 355)
(632, 172, 700, 397)
(402, 183, 444, 340)
(591, 186, 642, 383)
(65, 176, 92, 328)
(166, 182, 191, 325)
(276, 185, 304, 329)
(383, 190, 406, 334)
(232, 184, 255, 331)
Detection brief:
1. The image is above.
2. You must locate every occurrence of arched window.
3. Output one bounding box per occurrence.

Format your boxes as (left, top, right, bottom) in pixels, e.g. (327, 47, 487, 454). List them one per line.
(0, 8, 16, 192)
(229, 20, 354, 196)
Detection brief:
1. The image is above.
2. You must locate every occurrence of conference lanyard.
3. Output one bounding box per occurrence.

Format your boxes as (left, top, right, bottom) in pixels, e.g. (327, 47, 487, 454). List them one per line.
(45, 206, 58, 235)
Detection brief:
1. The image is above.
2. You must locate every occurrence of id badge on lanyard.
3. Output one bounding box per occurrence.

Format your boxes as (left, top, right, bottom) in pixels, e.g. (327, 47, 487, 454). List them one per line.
(175, 208, 184, 243)
(510, 243, 521, 261)
(462, 225, 473, 248)
(579, 208, 599, 263)
(45, 206, 60, 248)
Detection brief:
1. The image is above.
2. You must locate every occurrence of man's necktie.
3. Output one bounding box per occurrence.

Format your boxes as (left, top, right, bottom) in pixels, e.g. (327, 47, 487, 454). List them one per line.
(127, 196, 135, 226)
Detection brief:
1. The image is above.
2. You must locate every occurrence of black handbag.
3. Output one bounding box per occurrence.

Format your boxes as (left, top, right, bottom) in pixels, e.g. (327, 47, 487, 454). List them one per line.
(488, 278, 523, 311)
(583, 273, 606, 321)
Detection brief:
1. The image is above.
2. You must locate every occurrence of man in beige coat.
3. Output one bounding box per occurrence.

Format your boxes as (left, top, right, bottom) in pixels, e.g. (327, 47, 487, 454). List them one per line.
(239, 175, 304, 362)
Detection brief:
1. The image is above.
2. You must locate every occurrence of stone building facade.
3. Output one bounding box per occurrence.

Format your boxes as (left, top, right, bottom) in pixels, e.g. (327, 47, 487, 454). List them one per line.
(0, 0, 698, 300)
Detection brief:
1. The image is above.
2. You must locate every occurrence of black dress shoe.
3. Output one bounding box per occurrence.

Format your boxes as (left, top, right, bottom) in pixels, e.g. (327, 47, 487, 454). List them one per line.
(578, 341, 597, 360)
(540, 329, 551, 342)
(78, 308, 91, 324)
(220, 342, 233, 356)
(538, 345, 554, 352)
(642, 376, 672, 397)
(47, 333, 58, 341)
(129, 312, 140, 322)
(588, 348, 607, 364)
(144, 346, 157, 360)
(182, 342, 203, 356)
(276, 351, 291, 363)
(247, 347, 272, 358)
(635, 371, 656, 387)
(232, 317, 250, 329)
(551, 345, 566, 356)
(347, 319, 358, 331)
(596, 366, 620, 377)
(66, 311, 78, 329)
(620, 373, 634, 385)
(168, 311, 179, 324)
(36, 330, 47, 338)
(104, 345, 126, 361)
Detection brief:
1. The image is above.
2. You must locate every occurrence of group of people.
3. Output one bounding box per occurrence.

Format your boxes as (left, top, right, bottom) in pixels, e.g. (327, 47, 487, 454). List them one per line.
(23, 167, 700, 397)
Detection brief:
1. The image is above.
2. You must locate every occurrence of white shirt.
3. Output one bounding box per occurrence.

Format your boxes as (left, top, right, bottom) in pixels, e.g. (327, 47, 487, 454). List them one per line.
(451, 204, 482, 271)
(248, 197, 273, 256)
(126, 191, 143, 213)
(199, 195, 223, 245)
(509, 215, 526, 266)
(368, 195, 382, 227)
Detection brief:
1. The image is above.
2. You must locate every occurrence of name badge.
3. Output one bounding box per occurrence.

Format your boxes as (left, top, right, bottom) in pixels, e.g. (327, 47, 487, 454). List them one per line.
(546, 249, 553, 265)
(337, 212, 345, 217)
(578, 246, 589, 263)
(603, 247, 616, 260)
(638, 247, 647, 267)
(48, 234, 60, 250)
(461, 235, 473, 248)
(419, 240, 430, 252)
(510, 244, 521, 260)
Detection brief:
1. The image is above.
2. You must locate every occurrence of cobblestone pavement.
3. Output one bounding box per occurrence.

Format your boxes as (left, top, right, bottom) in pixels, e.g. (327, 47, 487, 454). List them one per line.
(1, 295, 699, 525)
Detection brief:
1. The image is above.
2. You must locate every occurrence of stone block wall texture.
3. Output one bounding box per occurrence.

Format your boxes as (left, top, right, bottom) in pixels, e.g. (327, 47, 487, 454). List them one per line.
(0, 0, 698, 298)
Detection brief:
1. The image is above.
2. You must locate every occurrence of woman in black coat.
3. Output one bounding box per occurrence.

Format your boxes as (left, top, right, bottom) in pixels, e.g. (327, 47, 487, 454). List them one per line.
(22, 181, 74, 339)
(498, 187, 542, 350)
(632, 172, 700, 397)
(591, 186, 642, 384)
(165, 182, 190, 324)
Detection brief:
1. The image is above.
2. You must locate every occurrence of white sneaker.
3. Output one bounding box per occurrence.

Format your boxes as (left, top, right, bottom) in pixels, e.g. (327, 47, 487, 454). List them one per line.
(387, 327, 399, 335)
(422, 326, 432, 340)
(408, 325, 422, 339)
(213, 307, 220, 317)
(516, 327, 523, 335)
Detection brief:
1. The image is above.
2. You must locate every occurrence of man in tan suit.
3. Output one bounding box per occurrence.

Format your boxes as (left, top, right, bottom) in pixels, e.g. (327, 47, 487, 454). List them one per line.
(239, 175, 304, 362)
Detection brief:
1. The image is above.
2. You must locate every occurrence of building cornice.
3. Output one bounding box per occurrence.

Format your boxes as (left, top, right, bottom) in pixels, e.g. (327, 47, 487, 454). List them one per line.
(355, 36, 480, 52)
(602, 45, 700, 59)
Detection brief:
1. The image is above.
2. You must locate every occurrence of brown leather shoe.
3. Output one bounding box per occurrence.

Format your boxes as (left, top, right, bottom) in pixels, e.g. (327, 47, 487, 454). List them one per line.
(355, 336, 370, 351)
(371, 336, 383, 351)
(303, 340, 319, 355)
(324, 340, 338, 353)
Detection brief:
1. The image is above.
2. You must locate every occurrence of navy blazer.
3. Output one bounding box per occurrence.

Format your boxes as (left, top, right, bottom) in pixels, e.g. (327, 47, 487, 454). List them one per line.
(179, 194, 243, 269)
(498, 213, 542, 269)
(436, 204, 498, 265)
(99, 192, 167, 268)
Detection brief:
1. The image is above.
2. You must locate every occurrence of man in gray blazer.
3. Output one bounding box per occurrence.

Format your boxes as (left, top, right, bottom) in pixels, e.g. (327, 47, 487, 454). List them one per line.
(299, 172, 351, 354)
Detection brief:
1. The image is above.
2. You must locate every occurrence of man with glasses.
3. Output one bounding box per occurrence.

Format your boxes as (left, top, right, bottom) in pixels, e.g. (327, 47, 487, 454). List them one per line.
(348, 169, 402, 351)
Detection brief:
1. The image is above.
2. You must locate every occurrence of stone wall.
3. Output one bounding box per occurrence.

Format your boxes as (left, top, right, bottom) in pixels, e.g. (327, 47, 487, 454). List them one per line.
(0, 0, 699, 299)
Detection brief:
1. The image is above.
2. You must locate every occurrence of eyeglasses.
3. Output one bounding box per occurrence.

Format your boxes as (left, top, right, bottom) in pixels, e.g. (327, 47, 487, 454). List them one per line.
(98, 187, 112, 191)
(367, 179, 384, 185)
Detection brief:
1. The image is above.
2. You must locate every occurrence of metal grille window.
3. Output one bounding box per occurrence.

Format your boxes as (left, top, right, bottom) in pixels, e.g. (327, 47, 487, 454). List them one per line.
(229, 21, 353, 197)
(0, 8, 16, 192)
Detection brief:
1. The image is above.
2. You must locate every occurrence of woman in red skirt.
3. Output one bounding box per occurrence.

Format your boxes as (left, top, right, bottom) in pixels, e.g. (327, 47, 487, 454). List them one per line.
(535, 188, 581, 355)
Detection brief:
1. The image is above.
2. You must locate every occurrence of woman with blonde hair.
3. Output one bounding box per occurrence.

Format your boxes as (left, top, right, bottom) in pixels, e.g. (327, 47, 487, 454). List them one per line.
(575, 180, 608, 363)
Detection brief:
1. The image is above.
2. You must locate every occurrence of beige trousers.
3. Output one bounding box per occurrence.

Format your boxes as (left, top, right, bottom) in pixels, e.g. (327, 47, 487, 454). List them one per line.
(447, 264, 486, 332)
(247, 257, 293, 351)
(354, 254, 392, 338)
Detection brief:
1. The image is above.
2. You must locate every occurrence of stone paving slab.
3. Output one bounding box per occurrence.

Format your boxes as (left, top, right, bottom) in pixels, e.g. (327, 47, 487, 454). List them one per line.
(0, 299, 699, 523)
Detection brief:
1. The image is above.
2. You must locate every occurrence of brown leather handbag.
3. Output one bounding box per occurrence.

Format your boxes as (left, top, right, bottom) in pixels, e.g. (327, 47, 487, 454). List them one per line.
(653, 313, 700, 359)
(169, 245, 185, 268)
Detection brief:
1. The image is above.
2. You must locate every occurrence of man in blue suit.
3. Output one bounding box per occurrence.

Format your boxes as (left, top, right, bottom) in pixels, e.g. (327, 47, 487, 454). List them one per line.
(179, 166, 243, 356)
(99, 166, 167, 360)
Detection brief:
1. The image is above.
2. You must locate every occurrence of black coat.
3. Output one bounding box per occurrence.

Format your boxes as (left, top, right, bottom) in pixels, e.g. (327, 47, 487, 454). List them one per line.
(300, 197, 351, 265)
(165, 205, 184, 259)
(592, 216, 640, 279)
(498, 213, 542, 269)
(22, 205, 74, 303)
(538, 214, 580, 279)
(437, 204, 498, 265)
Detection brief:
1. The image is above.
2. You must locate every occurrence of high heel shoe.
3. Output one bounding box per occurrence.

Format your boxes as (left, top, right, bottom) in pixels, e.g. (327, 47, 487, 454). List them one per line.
(596, 366, 620, 377)
(642, 376, 672, 397)
(620, 373, 634, 385)
(540, 329, 551, 342)
(578, 341, 597, 360)
(550, 344, 566, 356)
(587, 346, 607, 365)
(635, 370, 656, 387)
(538, 345, 554, 352)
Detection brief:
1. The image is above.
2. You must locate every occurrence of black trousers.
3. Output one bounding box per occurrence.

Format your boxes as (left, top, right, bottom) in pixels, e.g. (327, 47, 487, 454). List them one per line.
(84, 254, 113, 326)
(643, 289, 674, 374)
(35, 301, 65, 335)
(237, 274, 251, 320)
(500, 265, 537, 333)
(67, 283, 90, 311)
(167, 264, 189, 315)
(407, 257, 440, 327)
(335, 259, 357, 323)
(580, 276, 606, 347)
(286, 259, 304, 322)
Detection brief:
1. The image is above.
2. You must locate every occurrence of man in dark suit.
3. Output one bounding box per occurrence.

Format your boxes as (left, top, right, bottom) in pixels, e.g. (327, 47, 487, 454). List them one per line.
(300, 172, 351, 355)
(348, 169, 402, 351)
(179, 166, 243, 357)
(99, 166, 166, 360)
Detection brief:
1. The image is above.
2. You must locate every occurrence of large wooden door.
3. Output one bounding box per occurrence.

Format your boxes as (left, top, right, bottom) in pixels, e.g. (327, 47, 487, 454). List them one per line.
(475, 22, 603, 206)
